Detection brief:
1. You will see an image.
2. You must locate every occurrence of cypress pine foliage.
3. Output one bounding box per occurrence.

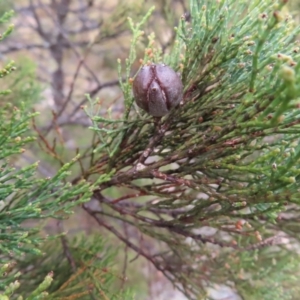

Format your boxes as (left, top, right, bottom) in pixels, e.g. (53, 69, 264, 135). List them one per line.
(3, 0, 300, 299)
(81, 0, 300, 298)
(0, 10, 133, 300)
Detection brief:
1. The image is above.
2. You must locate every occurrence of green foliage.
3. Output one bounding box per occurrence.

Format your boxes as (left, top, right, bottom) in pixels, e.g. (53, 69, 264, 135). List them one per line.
(2, 58, 42, 108)
(0, 9, 132, 300)
(9, 235, 134, 300)
(0, 101, 93, 259)
(0, 7, 87, 282)
(0, 61, 15, 95)
(172, 0, 300, 215)
(0, 11, 41, 109)
(85, 0, 300, 298)
(3, 0, 300, 299)
(2, 272, 53, 300)
(235, 250, 300, 300)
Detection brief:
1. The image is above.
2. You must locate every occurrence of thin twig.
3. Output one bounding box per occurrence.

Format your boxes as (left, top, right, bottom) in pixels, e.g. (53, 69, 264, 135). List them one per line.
(57, 220, 76, 272)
